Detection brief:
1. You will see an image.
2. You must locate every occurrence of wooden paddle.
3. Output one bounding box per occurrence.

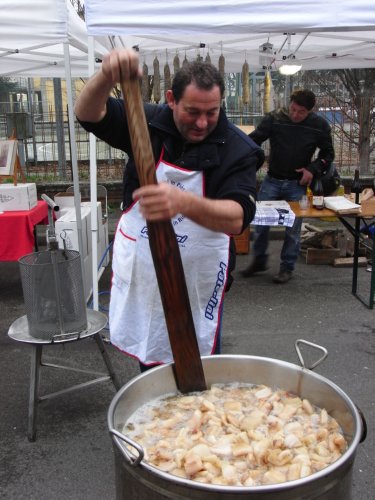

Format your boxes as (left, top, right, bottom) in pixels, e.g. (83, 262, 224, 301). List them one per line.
(120, 77, 207, 393)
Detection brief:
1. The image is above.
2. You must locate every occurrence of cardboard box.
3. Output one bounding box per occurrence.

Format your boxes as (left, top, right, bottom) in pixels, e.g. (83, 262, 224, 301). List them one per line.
(81, 201, 103, 242)
(233, 227, 250, 254)
(98, 221, 110, 267)
(346, 191, 375, 212)
(83, 253, 93, 302)
(0, 183, 37, 211)
(80, 202, 104, 258)
(55, 206, 91, 258)
(361, 198, 375, 211)
(82, 225, 110, 302)
(54, 192, 79, 218)
(55, 205, 109, 299)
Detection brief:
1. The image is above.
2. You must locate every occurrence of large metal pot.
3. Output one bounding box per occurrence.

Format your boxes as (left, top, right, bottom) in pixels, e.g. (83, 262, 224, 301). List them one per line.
(108, 341, 366, 499)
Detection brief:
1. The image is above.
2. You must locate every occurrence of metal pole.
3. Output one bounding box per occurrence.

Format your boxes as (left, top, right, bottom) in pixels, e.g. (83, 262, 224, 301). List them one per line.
(27, 78, 37, 165)
(63, 42, 86, 304)
(53, 78, 66, 178)
(88, 36, 99, 311)
(284, 34, 293, 106)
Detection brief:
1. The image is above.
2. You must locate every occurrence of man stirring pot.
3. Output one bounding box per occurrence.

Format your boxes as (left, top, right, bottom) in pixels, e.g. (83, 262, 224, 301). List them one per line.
(75, 48, 264, 371)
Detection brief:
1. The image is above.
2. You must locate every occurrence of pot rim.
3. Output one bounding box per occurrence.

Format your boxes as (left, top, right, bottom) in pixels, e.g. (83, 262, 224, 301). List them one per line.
(108, 354, 363, 493)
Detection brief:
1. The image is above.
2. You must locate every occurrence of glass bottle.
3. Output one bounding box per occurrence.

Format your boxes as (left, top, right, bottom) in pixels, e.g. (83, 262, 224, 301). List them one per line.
(306, 186, 313, 207)
(312, 174, 324, 210)
(351, 168, 362, 204)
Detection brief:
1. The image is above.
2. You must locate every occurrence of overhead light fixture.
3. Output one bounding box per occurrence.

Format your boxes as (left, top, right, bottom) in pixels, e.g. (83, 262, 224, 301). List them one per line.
(279, 63, 302, 75)
(279, 55, 302, 75)
(259, 42, 274, 69)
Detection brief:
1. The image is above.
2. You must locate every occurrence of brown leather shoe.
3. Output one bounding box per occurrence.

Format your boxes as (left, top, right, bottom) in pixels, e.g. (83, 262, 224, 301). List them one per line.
(272, 270, 293, 284)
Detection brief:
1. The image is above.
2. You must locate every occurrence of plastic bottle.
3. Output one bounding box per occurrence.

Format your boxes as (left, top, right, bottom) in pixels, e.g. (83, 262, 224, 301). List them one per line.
(312, 174, 324, 210)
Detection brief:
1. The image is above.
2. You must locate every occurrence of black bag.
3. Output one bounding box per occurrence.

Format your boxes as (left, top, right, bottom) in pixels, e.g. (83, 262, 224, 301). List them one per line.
(319, 163, 341, 196)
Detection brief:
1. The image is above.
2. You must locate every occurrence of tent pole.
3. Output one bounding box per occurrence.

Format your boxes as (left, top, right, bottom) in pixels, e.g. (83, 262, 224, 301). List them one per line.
(63, 42, 86, 300)
(88, 36, 99, 311)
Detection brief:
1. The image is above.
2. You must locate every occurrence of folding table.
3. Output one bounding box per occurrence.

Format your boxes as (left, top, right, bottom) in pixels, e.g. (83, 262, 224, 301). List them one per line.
(289, 202, 375, 309)
(0, 201, 48, 261)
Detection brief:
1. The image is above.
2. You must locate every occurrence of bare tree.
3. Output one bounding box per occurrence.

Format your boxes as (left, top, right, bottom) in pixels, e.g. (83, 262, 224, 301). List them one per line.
(69, 0, 85, 20)
(301, 69, 375, 174)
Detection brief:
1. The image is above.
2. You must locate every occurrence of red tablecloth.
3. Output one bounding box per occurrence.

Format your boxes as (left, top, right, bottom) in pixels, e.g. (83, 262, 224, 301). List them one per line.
(0, 201, 49, 261)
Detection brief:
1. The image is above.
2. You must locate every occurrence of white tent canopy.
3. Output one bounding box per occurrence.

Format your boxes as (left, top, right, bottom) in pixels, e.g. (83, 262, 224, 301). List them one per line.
(85, 0, 375, 72)
(0, 0, 108, 77)
(82, 0, 375, 308)
(0, 0, 112, 308)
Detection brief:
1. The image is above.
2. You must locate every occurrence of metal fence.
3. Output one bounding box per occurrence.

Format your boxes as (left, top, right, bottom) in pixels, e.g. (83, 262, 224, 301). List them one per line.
(0, 99, 371, 182)
(0, 108, 126, 181)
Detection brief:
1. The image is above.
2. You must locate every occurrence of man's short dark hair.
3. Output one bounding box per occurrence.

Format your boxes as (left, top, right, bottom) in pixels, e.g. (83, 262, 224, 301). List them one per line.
(290, 89, 316, 111)
(171, 61, 225, 103)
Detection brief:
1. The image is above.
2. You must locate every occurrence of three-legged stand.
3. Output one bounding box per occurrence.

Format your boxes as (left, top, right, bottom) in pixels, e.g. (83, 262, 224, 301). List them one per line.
(8, 310, 121, 441)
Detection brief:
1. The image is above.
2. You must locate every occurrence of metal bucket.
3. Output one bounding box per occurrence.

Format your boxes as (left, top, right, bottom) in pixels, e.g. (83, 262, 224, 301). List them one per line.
(108, 348, 366, 499)
(19, 249, 87, 340)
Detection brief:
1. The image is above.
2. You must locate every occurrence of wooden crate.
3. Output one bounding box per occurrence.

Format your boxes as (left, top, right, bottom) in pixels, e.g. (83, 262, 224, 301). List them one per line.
(333, 257, 368, 268)
(233, 227, 250, 254)
(305, 248, 341, 265)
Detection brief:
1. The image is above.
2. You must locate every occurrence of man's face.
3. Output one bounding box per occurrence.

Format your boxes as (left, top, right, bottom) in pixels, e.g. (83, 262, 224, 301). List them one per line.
(166, 84, 221, 143)
(288, 101, 311, 123)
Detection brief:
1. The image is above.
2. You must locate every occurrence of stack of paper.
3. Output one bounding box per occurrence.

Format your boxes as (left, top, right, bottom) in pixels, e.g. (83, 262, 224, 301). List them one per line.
(324, 196, 361, 214)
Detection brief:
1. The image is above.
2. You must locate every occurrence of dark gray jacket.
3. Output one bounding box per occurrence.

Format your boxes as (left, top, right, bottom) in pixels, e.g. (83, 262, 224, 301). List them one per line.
(78, 99, 264, 287)
(250, 108, 335, 180)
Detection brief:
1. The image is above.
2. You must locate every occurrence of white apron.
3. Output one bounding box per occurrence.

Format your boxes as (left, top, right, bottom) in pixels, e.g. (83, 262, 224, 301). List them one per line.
(109, 153, 230, 365)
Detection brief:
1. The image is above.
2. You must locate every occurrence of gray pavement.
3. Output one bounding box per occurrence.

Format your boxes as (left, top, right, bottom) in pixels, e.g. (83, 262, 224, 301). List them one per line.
(0, 234, 374, 499)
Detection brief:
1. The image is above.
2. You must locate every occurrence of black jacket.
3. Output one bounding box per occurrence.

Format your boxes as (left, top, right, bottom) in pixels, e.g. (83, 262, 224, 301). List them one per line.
(78, 99, 264, 286)
(250, 108, 335, 180)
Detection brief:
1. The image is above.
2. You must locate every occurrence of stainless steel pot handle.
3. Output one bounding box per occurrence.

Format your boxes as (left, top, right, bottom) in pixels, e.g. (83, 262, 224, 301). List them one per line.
(295, 339, 328, 370)
(356, 405, 368, 443)
(109, 428, 144, 467)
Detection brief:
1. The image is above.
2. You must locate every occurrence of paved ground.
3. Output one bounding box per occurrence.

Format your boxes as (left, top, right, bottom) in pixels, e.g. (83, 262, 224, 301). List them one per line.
(0, 229, 374, 499)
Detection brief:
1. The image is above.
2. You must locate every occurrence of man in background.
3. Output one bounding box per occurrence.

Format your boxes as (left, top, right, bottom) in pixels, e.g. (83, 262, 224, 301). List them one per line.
(242, 89, 334, 283)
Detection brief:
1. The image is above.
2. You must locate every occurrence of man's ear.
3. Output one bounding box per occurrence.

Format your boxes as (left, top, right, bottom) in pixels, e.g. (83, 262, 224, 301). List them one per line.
(165, 90, 175, 109)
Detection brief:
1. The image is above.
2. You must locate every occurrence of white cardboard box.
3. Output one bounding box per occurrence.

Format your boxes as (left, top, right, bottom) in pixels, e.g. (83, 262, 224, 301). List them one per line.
(83, 253, 93, 302)
(0, 183, 37, 211)
(80, 202, 103, 257)
(54, 192, 80, 218)
(55, 206, 91, 258)
(86, 215, 109, 269)
(98, 221, 110, 267)
(55, 204, 109, 277)
(83, 225, 109, 302)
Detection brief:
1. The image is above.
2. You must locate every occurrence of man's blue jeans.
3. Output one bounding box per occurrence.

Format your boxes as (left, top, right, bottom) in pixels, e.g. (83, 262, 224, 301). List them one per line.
(253, 174, 306, 272)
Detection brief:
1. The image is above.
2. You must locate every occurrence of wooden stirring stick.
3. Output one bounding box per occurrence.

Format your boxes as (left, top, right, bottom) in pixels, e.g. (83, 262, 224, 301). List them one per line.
(120, 77, 207, 393)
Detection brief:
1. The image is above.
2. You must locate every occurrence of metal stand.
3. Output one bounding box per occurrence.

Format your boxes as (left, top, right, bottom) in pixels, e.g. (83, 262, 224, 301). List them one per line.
(340, 216, 375, 309)
(8, 310, 121, 441)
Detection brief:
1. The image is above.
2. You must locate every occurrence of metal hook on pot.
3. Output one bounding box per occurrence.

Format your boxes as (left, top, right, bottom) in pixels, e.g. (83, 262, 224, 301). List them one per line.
(295, 339, 328, 370)
(296, 340, 367, 445)
(355, 404, 368, 443)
